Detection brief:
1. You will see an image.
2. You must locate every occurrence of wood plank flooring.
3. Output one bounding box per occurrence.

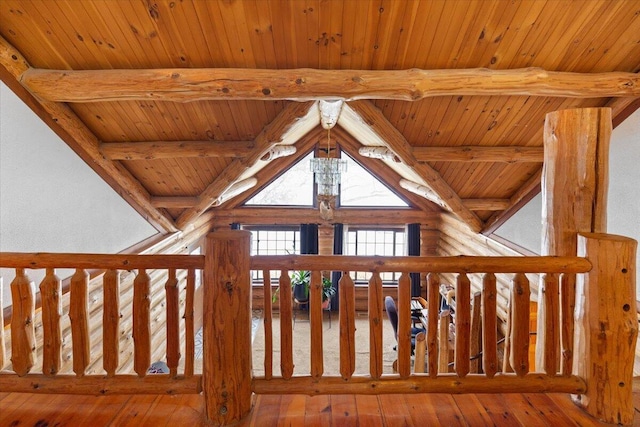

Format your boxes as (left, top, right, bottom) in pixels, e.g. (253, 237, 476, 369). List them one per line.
(0, 390, 625, 426)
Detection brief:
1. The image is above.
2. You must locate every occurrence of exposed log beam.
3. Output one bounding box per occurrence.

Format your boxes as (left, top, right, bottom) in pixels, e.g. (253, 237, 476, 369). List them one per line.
(19, 67, 640, 103)
(150, 197, 198, 209)
(462, 199, 511, 211)
(0, 36, 178, 233)
(100, 140, 255, 160)
(210, 208, 440, 227)
(343, 101, 484, 232)
(413, 146, 543, 163)
(175, 101, 316, 230)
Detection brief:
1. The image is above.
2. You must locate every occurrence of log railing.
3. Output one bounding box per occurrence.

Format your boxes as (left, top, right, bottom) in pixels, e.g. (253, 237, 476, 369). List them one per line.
(0, 253, 204, 395)
(0, 230, 636, 426)
(250, 255, 590, 388)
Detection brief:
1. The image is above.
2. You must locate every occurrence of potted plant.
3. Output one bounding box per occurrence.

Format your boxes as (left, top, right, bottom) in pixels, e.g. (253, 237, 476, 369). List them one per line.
(272, 271, 336, 307)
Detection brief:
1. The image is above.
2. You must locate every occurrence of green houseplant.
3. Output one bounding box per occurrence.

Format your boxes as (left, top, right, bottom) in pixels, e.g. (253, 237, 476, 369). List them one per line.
(273, 271, 336, 306)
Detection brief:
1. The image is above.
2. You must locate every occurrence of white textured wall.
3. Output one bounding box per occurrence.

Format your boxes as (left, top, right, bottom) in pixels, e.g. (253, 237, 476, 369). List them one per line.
(1, 82, 157, 306)
(495, 108, 640, 297)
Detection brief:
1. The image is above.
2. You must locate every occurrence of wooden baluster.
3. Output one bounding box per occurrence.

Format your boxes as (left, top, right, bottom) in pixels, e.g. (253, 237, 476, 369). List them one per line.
(397, 273, 412, 378)
(438, 311, 451, 373)
(469, 292, 482, 373)
(560, 273, 575, 376)
(133, 269, 151, 377)
(262, 270, 273, 379)
(310, 271, 324, 378)
(455, 273, 471, 378)
(10, 269, 35, 376)
(103, 269, 120, 377)
(279, 270, 293, 379)
(482, 273, 498, 378)
(542, 273, 559, 375)
(40, 268, 62, 376)
(165, 269, 180, 377)
(427, 273, 439, 377)
(70, 268, 90, 377)
(509, 273, 530, 376)
(339, 273, 356, 380)
(184, 268, 195, 378)
(0, 278, 5, 370)
(368, 272, 383, 379)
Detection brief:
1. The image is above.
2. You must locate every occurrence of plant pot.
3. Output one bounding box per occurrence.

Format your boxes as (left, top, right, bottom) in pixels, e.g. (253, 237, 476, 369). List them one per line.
(321, 299, 330, 309)
(293, 282, 309, 303)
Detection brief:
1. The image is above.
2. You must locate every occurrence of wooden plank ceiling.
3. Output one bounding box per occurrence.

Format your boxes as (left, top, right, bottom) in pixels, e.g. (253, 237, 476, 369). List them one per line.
(0, 0, 639, 233)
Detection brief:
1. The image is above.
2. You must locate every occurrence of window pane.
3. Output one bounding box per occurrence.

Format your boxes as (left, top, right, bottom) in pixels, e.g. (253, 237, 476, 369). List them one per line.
(245, 153, 314, 206)
(340, 153, 409, 207)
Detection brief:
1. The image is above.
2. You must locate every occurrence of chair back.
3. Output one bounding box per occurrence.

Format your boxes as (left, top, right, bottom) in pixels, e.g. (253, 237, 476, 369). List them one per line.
(385, 296, 399, 340)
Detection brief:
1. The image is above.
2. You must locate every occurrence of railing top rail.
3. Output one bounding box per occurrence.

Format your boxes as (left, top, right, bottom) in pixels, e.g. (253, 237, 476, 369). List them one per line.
(0, 252, 205, 270)
(250, 255, 592, 274)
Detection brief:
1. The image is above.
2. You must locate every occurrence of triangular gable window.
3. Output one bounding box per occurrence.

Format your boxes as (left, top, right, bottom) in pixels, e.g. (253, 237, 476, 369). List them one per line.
(245, 152, 315, 206)
(339, 153, 408, 207)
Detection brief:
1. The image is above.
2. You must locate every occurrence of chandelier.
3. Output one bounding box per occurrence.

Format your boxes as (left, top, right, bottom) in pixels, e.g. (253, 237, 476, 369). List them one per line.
(310, 127, 347, 197)
(310, 101, 347, 199)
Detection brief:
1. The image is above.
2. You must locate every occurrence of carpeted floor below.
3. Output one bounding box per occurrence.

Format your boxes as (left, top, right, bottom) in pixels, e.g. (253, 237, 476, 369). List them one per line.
(251, 310, 400, 377)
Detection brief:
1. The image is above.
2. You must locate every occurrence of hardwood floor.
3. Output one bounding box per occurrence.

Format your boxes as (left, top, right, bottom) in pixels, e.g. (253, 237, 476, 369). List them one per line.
(0, 390, 624, 426)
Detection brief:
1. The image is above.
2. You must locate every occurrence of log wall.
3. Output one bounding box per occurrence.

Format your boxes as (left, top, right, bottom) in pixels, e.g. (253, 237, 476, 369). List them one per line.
(437, 212, 539, 327)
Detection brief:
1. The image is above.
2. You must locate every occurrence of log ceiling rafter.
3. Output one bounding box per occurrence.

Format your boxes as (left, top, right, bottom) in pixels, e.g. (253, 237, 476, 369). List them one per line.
(413, 146, 544, 163)
(174, 101, 316, 230)
(19, 67, 640, 103)
(343, 101, 485, 232)
(0, 36, 178, 233)
(100, 140, 256, 160)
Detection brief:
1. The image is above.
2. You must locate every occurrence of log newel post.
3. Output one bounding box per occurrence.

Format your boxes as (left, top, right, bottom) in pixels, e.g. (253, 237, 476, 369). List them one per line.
(203, 230, 253, 425)
(573, 233, 637, 425)
(536, 107, 611, 374)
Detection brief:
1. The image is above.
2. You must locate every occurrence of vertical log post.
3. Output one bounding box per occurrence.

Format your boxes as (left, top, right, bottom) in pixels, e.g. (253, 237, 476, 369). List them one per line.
(165, 269, 180, 377)
(536, 107, 611, 374)
(482, 273, 497, 378)
(40, 268, 62, 376)
(397, 273, 412, 378)
(368, 273, 384, 379)
(510, 273, 530, 377)
(103, 269, 120, 377)
(133, 269, 151, 377)
(184, 268, 195, 378)
(339, 273, 356, 380)
(573, 233, 637, 425)
(309, 270, 324, 378)
(10, 269, 35, 376)
(427, 273, 440, 377)
(262, 270, 273, 380)
(455, 273, 471, 377)
(279, 271, 293, 379)
(203, 230, 253, 425)
(70, 268, 90, 377)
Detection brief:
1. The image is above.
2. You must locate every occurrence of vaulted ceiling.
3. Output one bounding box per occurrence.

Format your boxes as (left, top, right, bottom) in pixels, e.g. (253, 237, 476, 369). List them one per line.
(1, 0, 639, 234)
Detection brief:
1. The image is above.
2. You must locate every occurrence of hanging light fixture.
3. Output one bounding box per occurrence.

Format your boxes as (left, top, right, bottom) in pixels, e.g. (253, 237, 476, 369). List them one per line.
(310, 101, 347, 198)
